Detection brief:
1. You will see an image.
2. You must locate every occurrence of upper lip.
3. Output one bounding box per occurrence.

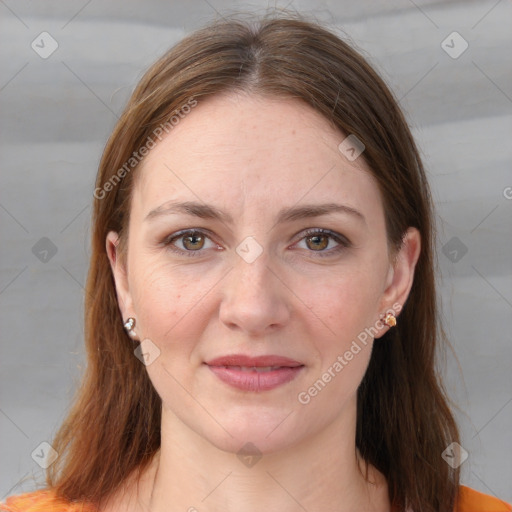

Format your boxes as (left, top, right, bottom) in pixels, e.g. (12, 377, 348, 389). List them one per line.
(205, 354, 303, 367)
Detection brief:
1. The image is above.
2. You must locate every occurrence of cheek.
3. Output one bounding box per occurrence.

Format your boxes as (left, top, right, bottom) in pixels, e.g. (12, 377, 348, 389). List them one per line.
(294, 271, 379, 414)
(303, 265, 383, 339)
(129, 260, 215, 350)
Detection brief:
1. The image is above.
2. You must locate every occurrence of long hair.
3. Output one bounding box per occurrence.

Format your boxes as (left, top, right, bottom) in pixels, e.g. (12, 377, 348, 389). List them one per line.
(47, 13, 460, 511)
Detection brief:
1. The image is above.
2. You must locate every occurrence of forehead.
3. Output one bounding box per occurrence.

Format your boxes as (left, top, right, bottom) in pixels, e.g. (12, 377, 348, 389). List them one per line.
(133, 93, 384, 225)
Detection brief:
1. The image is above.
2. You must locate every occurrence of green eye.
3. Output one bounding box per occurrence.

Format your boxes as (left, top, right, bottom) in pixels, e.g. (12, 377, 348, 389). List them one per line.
(163, 229, 217, 257)
(162, 228, 351, 258)
(296, 228, 351, 257)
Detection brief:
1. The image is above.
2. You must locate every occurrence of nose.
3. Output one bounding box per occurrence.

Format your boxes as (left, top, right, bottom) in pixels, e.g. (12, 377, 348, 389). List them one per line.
(219, 249, 291, 337)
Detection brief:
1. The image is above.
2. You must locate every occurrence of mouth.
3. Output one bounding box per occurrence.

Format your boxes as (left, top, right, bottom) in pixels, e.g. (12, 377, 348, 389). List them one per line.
(204, 354, 305, 392)
(216, 365, 288, 372)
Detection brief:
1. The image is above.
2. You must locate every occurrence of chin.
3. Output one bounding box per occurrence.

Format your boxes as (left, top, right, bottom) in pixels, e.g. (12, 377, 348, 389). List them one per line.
(196, 407, 305, 457)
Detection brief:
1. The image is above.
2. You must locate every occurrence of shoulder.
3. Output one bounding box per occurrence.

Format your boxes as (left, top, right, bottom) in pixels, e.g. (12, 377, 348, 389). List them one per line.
(3, 485, 510, 512)
(458, 485, 512, 512)
(0, 489, 97, 512)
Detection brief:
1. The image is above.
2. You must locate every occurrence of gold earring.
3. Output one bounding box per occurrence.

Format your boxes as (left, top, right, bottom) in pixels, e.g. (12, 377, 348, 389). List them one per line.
(123, 317, 138, 340)
(383, 313, 397, 327)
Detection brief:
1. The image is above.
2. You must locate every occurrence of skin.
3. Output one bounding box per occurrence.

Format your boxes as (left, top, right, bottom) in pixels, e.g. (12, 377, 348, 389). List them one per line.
(105, 93, 421, 512)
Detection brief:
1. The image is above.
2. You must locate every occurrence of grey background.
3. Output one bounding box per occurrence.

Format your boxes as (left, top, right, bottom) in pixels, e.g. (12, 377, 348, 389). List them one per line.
(1, 0, 511, 503)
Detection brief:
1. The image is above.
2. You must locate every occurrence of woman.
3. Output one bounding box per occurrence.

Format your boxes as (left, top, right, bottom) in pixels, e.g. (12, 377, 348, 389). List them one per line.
(2, 13, 510, 512)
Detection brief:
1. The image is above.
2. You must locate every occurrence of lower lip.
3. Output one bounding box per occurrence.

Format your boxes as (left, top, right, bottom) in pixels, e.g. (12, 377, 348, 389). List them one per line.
(207, 365, 304, 392)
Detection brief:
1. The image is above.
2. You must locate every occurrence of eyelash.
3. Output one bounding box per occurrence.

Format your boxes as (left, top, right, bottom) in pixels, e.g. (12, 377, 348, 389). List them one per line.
(162, 228, 351, 258)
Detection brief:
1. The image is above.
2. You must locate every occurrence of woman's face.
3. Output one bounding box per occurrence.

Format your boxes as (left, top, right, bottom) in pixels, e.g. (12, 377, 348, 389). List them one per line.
(107, 93, 419, 455)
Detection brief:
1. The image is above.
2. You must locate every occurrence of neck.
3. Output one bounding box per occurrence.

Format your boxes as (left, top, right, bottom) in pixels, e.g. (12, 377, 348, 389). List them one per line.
(141, 397, 389, 512)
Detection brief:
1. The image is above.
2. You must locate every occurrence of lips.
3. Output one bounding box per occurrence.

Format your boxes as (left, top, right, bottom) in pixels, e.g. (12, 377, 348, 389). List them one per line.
(205, 354, 304, 392)
(206, 354, 303, 368)
(220, 366, 282, 372)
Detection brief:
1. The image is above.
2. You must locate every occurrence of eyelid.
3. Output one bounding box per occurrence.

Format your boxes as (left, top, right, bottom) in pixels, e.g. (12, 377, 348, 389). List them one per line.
(297, 227, 351, 245)
(162, 228, 216, 245)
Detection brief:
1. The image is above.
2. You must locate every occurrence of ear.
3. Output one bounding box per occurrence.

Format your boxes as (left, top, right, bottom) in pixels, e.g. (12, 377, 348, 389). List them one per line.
(106, 231, 134, 321)
(374, 227, 421, 339)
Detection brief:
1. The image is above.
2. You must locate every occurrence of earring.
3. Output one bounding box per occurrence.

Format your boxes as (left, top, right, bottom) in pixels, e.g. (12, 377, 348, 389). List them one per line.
(123, 317, 138, 340)
(383, 312, 397, 327)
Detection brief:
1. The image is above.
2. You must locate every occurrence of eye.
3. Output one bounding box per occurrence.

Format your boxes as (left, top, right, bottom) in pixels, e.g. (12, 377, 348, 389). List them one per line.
(163, 229, 219, 256)
(162, 228, 351, 258)
(294, 228, 351, 257)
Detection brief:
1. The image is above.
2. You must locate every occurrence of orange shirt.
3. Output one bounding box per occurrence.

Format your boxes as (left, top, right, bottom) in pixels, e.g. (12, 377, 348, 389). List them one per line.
(1, 489, 95, 511)
(1, 485, 511, 511)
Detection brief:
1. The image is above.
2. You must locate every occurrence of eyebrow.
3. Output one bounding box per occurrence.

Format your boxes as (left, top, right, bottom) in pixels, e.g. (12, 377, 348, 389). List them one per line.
(145, 200, 366, 225)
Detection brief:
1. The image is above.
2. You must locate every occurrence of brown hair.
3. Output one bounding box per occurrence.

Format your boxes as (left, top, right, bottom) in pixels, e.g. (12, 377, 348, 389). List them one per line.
(47, 13, 460, 511)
